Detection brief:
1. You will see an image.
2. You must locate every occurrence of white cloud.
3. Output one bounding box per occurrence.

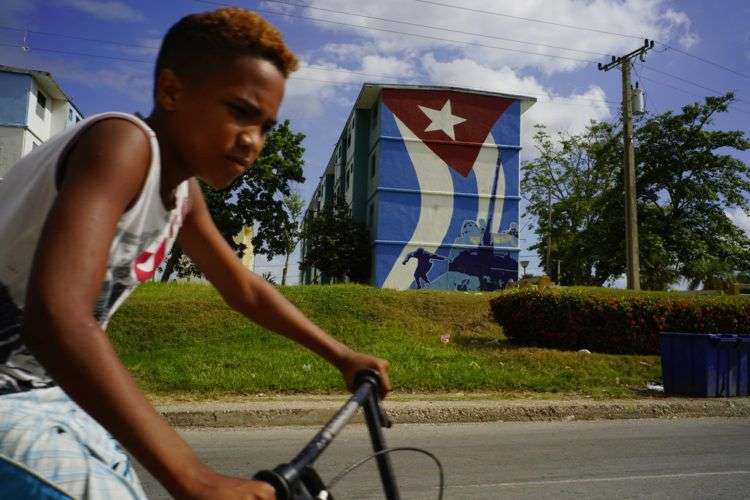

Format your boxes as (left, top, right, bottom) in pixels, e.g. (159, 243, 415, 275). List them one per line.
(259, 1, 296, 15)
(663, 8, 690, 27)
(360, 55, 416, 79)
(283, 61, 362, 117)
(322, 42, 374, 61)
(53, 61, 152, 104)
(60, 0, 144, 22)
(117, 37, 160, 58)
(678, 32, 699, 50)
(726, 209, 750, 237)
(303, 0, 697, 74)
(421, 54, 612, 155)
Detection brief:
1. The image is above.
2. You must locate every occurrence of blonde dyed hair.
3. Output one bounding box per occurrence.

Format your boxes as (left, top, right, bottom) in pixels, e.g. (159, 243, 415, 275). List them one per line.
(155, 7, 298, 83)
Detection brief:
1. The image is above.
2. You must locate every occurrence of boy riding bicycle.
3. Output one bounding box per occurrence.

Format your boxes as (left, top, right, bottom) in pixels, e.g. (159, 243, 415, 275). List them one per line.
(0, 8, 390, 499)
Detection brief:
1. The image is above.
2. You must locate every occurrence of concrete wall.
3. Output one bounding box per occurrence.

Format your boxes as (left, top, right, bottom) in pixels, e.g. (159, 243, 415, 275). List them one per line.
(0, 126, 24, 178)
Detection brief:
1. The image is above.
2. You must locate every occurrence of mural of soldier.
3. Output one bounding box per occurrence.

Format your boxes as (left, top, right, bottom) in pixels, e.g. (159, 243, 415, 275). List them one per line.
(402, 248, 446, 289)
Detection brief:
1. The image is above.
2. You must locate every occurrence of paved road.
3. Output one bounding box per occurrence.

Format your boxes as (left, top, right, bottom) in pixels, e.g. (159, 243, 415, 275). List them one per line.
(136, 418, 750, 499)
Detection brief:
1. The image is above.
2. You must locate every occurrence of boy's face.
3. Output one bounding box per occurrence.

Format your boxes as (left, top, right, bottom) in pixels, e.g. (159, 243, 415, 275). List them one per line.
(160, 55, 286, 189)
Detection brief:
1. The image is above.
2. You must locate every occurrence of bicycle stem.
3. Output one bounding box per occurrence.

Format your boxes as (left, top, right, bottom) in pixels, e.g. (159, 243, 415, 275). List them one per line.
(254, 370, 399, 500)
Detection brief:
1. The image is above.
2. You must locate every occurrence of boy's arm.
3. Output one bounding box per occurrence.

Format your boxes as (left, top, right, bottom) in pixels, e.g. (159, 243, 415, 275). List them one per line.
(177, 180, 391, 394)
(22, 119, 274, 499)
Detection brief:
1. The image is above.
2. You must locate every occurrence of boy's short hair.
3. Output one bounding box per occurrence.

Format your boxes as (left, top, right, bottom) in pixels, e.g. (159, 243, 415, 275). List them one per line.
(155, 7, 299, 89)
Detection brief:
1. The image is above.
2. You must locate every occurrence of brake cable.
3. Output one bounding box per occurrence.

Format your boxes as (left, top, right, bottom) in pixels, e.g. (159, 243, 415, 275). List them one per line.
(326, 446, 445, 500)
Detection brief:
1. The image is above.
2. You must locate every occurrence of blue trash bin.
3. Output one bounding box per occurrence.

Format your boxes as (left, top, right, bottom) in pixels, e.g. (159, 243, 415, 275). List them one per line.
(660, 332, 750, 397)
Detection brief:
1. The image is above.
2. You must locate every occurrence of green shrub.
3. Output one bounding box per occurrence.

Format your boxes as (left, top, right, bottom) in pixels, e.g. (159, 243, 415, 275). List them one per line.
(490, 287, 750, 354)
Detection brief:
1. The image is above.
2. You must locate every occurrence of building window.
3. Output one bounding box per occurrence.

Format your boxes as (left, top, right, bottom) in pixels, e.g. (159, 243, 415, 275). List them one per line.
(68, 108, 73, 121)
(76, 116, 81, 123)
(371, 104, 378, 127)
(35, 90, 47, 120)
(368, 203, 374, 225)
(370, 153, 376, 178)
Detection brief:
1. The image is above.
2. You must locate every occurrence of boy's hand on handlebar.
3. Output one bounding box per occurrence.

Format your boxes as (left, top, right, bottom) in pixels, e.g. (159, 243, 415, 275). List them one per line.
(186, 472, 276, 499)
(337, 350, 392, 398)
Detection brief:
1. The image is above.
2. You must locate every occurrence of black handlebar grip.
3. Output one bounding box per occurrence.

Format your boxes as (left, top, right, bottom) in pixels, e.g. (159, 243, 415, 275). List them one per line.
(253, 468, 292, 500)
(353, 368, 382, 393)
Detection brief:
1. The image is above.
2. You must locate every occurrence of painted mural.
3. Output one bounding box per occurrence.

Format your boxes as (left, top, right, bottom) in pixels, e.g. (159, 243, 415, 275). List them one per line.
(373, 88, 521, 291)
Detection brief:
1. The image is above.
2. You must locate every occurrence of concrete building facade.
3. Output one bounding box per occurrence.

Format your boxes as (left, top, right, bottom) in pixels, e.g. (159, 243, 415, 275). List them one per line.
(0, 65, 83, 179)
(301, 84, 535, 291)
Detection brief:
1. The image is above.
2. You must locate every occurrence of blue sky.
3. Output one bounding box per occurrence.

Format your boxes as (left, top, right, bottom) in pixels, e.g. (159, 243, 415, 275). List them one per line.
(2, 0, 748, 283)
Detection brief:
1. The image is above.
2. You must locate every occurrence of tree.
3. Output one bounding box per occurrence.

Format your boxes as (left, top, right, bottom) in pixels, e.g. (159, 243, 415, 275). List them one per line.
(634, 93, 750, 289)
(299, 198, 371, 283)
(521, 122, 622, 286)
(522, 94, 750, 289)
(161, 120, 306, 280)
(280, 191, 304, 285)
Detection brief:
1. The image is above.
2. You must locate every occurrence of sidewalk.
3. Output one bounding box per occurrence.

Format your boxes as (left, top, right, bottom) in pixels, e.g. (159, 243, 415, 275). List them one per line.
(156, 395, 750, 427)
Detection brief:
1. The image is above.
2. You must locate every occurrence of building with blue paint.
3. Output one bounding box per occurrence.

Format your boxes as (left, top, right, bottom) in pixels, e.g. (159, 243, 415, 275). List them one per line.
(301, 84, 535, 291)
(0, 65, 83, 179)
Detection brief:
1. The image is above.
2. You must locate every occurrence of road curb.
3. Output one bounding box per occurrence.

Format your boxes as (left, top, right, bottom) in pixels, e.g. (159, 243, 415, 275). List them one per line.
(157, 398, 750, 427)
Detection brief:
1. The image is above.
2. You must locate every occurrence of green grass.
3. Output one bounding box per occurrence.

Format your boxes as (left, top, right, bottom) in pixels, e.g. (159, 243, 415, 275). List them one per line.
(108, 283, 661, 399)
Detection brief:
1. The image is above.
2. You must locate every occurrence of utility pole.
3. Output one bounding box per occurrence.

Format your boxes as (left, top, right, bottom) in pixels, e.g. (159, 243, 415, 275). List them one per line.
(546, 187, 552, 277)
(598, 39, 654, 291)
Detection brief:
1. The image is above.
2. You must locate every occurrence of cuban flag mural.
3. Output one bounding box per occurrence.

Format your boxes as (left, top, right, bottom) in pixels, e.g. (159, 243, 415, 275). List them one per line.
(372, 88, 523, 291)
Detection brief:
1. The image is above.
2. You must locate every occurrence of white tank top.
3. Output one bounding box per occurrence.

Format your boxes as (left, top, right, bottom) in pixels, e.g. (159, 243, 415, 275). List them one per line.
(0, 112, 189, 394)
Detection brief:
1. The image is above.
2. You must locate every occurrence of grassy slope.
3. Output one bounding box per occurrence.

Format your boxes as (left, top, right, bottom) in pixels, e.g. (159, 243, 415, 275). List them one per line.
(108, 283, 660, 399)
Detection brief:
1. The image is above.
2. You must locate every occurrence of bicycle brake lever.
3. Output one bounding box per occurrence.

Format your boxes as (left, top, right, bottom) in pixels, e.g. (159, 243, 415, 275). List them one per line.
(380, 406, 393, 429)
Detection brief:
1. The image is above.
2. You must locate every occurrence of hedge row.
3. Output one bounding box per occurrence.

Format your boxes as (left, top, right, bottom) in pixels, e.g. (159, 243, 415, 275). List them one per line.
(490, 288, 750, 354)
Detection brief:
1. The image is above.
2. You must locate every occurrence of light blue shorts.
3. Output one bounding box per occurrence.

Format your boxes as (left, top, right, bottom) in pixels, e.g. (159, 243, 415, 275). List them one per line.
(0, 387, 147, 499)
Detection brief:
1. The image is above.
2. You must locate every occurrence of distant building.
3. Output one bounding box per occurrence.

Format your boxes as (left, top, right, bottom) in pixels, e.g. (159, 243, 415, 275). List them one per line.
(300, 83, 535, 291)
(0, 65, 83, 179)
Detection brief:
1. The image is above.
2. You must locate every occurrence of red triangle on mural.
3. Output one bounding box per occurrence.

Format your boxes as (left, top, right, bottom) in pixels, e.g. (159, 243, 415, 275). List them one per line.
(382, 89, 512, 177)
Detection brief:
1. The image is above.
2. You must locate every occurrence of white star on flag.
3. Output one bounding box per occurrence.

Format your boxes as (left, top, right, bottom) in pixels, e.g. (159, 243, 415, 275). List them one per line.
(418, 100, 466, 140)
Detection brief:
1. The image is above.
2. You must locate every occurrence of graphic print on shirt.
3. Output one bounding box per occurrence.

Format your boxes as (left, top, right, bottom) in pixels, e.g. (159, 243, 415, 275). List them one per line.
(0, 283, 55, 394)
(93, 198, 187, 325)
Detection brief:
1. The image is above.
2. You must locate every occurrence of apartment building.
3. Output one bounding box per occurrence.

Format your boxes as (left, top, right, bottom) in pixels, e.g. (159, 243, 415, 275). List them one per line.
(0, 65, 83, 179)
(301, 83, 535, 291)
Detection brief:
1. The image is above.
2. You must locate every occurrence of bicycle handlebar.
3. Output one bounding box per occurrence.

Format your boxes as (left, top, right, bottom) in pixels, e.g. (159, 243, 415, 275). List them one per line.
(253, 369, 399, 500)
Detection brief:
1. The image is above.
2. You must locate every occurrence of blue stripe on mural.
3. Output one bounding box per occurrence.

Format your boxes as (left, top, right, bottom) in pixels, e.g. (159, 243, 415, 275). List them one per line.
(499, 143, 519, 235)
(501, 148, 520, 197)
(374, 102, 421, 287)
(491, 100, 521, 147)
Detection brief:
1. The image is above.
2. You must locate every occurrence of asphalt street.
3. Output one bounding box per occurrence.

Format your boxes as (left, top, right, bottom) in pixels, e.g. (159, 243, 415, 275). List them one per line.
(136, 418, 750, 499)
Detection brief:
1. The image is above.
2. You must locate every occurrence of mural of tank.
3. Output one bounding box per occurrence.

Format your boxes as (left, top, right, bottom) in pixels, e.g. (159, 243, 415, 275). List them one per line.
(415, 150, 519, 291)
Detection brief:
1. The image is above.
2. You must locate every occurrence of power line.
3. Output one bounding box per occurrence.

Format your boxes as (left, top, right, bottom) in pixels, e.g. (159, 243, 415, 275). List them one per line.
(258, 0, 612, 58)
(637, 74, 750, 116)
(411, 0, 645, 40)
(0, 42, 154, 65)
(0, 25, 159, 51)
(410, 0, 750, 80)
(641, 65, 744, 101)
(191, 0, 597, 65)
(290, 76, 619, 110)
(0, 41, 619, 110)
(659, 43, 750, 80)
